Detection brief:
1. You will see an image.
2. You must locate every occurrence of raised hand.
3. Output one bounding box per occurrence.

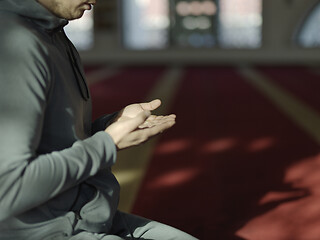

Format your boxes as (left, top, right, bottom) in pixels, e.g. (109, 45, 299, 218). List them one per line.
(105, 99, 176, 150)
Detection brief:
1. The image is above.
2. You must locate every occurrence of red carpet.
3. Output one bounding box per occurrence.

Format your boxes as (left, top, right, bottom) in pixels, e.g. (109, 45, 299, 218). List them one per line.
(258, 66, 320, 112)
(88, 66, 320, 240)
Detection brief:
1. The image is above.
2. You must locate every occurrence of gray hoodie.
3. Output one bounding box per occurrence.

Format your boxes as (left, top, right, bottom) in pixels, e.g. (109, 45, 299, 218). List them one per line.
(0, 0, 120, 239)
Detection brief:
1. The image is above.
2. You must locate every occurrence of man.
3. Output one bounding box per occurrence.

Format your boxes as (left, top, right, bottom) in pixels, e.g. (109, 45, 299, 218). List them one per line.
(0, 0, 198, 239)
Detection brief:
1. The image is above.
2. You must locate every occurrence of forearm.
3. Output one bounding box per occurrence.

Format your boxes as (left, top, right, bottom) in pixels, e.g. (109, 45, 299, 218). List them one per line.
(0, 132, 116, 221)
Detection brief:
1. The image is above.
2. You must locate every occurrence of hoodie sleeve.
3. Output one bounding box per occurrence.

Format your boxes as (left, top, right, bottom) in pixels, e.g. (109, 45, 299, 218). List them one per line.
(0, 23, 116, 221)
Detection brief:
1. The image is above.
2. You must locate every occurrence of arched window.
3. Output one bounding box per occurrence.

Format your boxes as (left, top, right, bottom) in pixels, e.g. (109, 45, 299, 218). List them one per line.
(122, 0, 170, 50)
(122, 0, 263, 50)
(217, 0, 263, 48)
(295, 2, 320, 48)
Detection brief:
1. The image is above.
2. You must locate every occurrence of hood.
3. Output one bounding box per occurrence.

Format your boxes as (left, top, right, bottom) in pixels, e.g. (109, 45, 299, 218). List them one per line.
(0, 0, 68, 30)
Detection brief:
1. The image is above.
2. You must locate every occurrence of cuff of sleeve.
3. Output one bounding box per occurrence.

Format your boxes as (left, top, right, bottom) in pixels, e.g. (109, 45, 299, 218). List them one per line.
(86, 131, 117, 168)
(91, 112, 119, 135)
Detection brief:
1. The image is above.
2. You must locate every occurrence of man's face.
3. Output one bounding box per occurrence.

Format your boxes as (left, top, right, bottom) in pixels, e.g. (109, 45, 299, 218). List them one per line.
(37, 0, 96, 20)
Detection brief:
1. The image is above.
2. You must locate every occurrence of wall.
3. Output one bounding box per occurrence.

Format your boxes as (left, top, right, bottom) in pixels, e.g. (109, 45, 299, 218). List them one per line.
(80, 0, 320, 65)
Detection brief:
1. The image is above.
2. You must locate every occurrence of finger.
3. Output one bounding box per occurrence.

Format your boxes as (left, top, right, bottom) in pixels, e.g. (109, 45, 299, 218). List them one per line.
(150, 117, 174, 126)
(146, 114, 176, 122)
(155, 115, 176, 121)
(139, 99, 161, 111)
(128, 120, 176, 146)
(149, 121, 175, 136)
(139, 115, 176, 129)
(151, 115, 176, 123)
(141, 119, 176, 134)
(168, 114, 176, 119)
(146, 115, 157, 121)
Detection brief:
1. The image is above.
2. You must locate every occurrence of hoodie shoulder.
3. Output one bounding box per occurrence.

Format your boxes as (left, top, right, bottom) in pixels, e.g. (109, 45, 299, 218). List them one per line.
(0, 0, 68, 30)
(0, 12, 52, 95)
(0, 12, 41, 38)
(0, 12, 50, 57)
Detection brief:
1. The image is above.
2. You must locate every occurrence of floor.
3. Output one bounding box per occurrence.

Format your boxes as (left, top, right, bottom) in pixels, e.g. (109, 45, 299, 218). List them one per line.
(86, 65, 320, 240)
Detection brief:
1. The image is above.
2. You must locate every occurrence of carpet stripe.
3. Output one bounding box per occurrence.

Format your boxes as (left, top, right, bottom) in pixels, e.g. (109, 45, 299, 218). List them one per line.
(239, 67, 320, 145)
(257, 66, 320, 114)
(113, 67, 184, 213)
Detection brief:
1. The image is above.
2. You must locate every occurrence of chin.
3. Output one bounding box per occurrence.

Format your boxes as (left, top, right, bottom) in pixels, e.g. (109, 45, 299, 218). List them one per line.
(65, 10, 85, 20)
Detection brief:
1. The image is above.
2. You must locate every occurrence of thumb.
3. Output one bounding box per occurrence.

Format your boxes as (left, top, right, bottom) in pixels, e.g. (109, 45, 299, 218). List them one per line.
(140, 99, 161, 111)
